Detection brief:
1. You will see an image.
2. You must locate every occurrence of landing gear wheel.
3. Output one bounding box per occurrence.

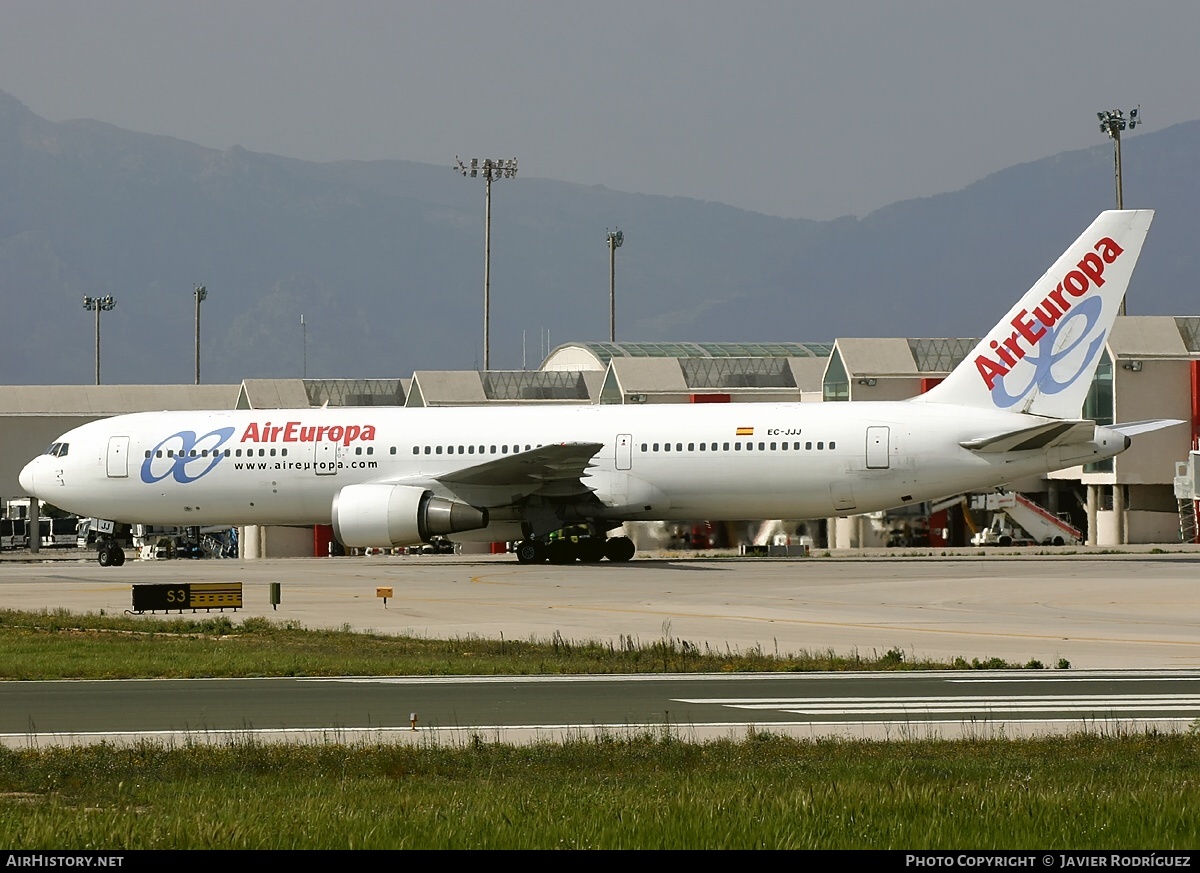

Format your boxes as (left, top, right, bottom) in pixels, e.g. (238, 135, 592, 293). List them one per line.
(578, 538, 606, 563)
(604, 536, 636, 563)
(546, 539, 577, 565)
(97, 543, 125, 567)
(515, 540, 544, 564)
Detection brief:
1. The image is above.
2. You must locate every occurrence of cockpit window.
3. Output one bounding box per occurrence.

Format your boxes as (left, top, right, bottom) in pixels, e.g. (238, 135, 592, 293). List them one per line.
(45, 442, 70, 458)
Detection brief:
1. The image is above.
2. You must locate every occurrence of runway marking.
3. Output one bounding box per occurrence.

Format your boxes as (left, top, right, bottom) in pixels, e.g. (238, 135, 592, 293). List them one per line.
(950, 676, 1200, 683)
(678, 694, 1200, 704)
(675, 694, 1200, 717)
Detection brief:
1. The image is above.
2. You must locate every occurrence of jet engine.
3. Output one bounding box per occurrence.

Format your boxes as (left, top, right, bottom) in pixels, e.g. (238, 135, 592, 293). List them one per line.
(331, 483, 488, 548)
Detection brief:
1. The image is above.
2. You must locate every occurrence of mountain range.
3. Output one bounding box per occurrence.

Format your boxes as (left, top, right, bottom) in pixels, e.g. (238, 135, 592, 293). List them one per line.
(1, 89, 1196, 385)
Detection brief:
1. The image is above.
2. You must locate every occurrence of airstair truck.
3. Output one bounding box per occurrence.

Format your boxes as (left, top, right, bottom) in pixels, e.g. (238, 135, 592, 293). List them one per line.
(971, 491, 1082, 547)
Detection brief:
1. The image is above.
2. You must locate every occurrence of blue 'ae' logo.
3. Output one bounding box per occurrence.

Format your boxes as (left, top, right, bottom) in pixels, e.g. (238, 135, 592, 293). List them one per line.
(991, 296, 1106, 409)
(140, 427, 236, 484)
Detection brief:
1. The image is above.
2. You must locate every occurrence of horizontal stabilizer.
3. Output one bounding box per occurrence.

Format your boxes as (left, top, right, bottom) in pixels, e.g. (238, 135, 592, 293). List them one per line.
(960, 419, 1096, 453)
(1109, 419, 1186, 437)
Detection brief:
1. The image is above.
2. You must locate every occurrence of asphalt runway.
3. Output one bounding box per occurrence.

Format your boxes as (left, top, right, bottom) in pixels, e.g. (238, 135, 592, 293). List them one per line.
(5, 670, 1199, 747)
(2, 548, 1199, 670)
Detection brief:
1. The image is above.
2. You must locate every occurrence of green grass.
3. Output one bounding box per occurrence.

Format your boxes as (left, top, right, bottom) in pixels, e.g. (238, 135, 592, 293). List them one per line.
(0, 608, 1049, 679)
(2, 732, 1197, 849)
(6, 607, 1189, 849)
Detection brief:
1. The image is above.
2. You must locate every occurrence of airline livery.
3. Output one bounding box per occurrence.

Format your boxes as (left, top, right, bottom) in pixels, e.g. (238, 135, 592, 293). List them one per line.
(19, 210, 1178, 565)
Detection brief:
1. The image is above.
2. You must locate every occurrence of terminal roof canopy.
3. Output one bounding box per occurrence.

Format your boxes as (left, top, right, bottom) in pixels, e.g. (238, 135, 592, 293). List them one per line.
(543, 341, 834, 371)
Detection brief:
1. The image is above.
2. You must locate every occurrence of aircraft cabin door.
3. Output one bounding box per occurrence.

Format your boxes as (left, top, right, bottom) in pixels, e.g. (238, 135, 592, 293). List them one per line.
(616, 433, 633, 471)
(866, 426, 890, 470)
(106, 436, 129, 478)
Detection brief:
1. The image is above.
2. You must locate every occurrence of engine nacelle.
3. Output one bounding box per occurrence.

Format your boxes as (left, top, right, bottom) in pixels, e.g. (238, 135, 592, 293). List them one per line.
(331, 483, 489, 548)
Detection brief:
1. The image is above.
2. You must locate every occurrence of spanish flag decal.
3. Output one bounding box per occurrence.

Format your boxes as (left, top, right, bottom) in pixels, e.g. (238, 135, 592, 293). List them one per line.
(736, 426, 754, 436)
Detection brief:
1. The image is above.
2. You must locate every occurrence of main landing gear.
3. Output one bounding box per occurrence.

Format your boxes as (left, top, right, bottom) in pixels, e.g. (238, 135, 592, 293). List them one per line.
(96, 541, 126, 567)
(514, 535, 636, 565)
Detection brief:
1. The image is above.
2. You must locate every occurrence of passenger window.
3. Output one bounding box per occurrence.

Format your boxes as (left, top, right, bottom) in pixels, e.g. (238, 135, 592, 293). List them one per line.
(424, 446, 431, 455)
(688, 443, 695, 452)
(817, 442, 824, 450)
(723, 442, 730, 451)
(664, 443, 671, 452)
(641, 443, 648, 452)
(805, 442, 813, 450)
(830, 441, 836, 450)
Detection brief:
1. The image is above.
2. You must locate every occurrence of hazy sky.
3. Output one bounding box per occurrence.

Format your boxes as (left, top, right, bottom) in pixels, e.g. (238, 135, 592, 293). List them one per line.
(2, 1, 1198, 220)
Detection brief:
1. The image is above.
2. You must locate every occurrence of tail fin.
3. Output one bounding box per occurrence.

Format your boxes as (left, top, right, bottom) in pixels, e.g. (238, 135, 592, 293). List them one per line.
(915, 209, 1154, 418)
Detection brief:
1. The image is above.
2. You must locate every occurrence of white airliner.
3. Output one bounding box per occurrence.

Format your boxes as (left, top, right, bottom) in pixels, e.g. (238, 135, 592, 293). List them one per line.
(19, 210, 1178, 566)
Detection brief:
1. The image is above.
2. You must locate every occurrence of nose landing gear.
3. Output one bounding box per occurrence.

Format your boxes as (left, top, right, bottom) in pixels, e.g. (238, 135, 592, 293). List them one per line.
(96, 541, 126, 567)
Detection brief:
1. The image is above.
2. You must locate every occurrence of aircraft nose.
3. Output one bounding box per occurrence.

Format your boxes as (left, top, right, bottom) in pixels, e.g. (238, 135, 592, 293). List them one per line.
(18, 459, 36, 495)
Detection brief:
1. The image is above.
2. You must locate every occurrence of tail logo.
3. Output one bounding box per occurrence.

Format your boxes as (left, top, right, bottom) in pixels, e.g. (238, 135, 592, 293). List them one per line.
(988, 297, 1105, 408)
(974, 235, 1124, 407)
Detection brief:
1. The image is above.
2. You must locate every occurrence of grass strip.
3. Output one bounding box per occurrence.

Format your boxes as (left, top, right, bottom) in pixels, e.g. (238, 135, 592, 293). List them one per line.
(0, 608, 1056, 679)
(1, 731, 1197, 849)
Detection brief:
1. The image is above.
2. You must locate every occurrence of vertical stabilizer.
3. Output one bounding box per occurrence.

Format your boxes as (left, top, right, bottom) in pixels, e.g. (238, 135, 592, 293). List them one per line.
(914, 210, 1153, 418)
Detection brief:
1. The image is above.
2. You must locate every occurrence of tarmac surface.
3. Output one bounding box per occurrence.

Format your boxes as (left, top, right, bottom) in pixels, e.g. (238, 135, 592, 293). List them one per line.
(3, 545, 1199, 670)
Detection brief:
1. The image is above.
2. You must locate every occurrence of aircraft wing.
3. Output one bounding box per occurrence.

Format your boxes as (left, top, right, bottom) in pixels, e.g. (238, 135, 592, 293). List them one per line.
(436, 441, 604, 497)
(959, 420, 1098, 453)
(364, 442, 605, 510)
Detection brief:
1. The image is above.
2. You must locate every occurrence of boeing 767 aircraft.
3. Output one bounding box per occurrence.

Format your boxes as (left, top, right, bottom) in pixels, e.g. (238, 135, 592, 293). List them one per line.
(19, 210, 1177, 565)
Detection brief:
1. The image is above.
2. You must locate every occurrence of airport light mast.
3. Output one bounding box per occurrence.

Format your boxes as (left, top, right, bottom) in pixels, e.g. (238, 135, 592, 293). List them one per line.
(82, 295, 116, 385)
(1098, 107, 1140, 315)
(455, 156, 518, 370)
(606, 228, 623, 343)
(193, 285, 207, 384)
